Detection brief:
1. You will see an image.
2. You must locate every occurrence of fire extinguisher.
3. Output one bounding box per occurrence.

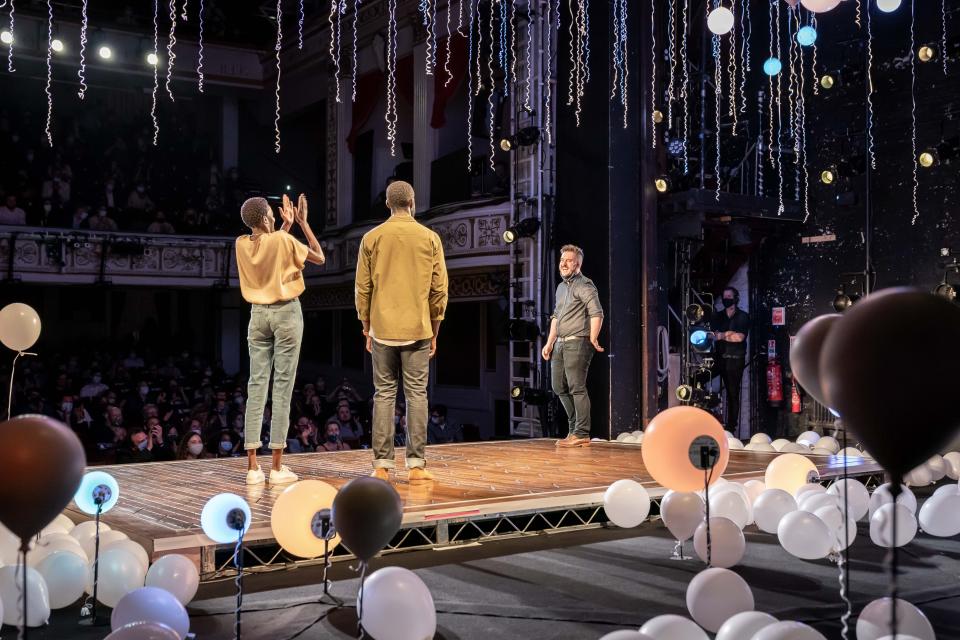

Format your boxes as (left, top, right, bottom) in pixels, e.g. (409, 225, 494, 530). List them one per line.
(791, 375, 802, 413)
(767, 358, 783, 405)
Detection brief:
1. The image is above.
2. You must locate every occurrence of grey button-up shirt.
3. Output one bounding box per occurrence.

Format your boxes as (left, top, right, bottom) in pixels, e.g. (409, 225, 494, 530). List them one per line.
(550, 272, 604, 338)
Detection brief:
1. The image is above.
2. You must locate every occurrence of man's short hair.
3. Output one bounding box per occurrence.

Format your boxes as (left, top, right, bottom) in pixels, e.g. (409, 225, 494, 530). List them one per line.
(560, 244, 584, 263)
(386, 181, 415, 210)
(240, 197, 271, 228)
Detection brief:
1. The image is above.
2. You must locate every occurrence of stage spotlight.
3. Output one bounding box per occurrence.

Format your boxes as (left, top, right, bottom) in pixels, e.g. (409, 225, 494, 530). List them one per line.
(653, 110, 664, 124)
(934, 281, 957, 301)
(146, 52, 159, 66)
(511, 385, 549, 405)
(675, 384, 693, 402)
(502, 217, 541, 244)
(690, 329, 715, 353)
(876, 0, 901, 12)
(98, 45, 113, 60)
(918, 149, 938, 168)
(820, 166, 837, 185)
(285, 184, 293, 191)
(667, 138, 686, 157)
(796, 26, 817, 47)
(820, 74, 835, 89)
(508, 319, 541, 341)
(0, 31, 12, 45)
(684, 303, 710, 324)
(832, 286, 859, 312)
(654, 176, 671, 193)
(763, 57, 783, 76)
(51, 38, 65, 53)
(500, 126, 541, 152)
(918, 45, 936, 63)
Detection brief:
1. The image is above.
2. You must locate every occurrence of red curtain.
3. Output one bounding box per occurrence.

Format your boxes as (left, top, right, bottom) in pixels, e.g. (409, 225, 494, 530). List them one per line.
(346, 69, 385, 154)
(431, 34, 469, 129)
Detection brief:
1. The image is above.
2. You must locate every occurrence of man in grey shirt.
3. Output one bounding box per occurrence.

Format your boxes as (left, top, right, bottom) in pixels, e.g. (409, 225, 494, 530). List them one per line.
(541, 244, 605, 447)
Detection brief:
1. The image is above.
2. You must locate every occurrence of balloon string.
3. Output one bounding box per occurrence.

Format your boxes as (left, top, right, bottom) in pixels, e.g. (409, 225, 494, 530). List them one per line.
(235, 527, 243, 640)
(6, 351, 37, 419)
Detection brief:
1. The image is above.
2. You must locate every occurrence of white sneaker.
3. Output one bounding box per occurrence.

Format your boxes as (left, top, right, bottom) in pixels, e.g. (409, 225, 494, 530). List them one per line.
(269, 465, 298, 484)
(246, 465, 265, 485)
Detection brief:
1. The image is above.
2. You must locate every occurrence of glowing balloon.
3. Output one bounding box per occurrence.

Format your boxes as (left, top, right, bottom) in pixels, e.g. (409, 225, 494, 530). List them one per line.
(707, 7, 735, 35)
(799, 0, 841, 13)
(270, 480, 341, 558)
(200, 493, 250, 544)
(765, 454, 819, 496)
(875, 0, 902, 13)
(764, 57, 783, 76)
(74, 471, 120, 515)
(641, 406, 730, 492)
(796, 25, 818, 46)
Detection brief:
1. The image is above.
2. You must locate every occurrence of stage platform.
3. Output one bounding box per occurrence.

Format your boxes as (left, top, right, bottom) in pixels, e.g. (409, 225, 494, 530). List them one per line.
(64, 440, 883, 580)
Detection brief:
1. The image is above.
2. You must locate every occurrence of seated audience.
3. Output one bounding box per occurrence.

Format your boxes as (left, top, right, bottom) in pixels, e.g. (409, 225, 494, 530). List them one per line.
(428, 404, 464, 444)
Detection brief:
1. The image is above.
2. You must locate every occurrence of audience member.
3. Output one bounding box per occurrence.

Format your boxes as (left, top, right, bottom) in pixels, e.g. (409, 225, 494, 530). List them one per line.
(116, 428, 156, 464)
(87, 207, 119, 231)
(327, 403, 365, 448)
(320, 421, 350, 452)
(428, 405, 464, 444)
(177, 432, 213, 460)
(0, 195, 26, 225)
(287, 417, 318, 453)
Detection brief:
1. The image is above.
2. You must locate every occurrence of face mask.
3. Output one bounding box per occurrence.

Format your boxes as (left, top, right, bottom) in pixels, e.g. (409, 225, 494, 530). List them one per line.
(188, 442, 204, 456)
(140, 385, 149, 395)
(234, 396, 244, 405)
(137, 439, 149, 450)
(327, 435, 338, 443)
(430, 417, 441, 425)
(137, 186, 145, 193)
(92, 375, 102, 383)
(220, 441, 233, 452)
(80, 211, 88, 220)
(722, 298, 736, 309)
(62, 402, 73, 412)
(98, 210, 106, 217)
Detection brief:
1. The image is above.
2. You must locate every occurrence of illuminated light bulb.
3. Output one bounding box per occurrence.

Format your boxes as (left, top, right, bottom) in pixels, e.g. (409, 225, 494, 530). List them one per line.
(654, 177, 671, 193)
(51, 38, 65, 53)
(820, 74, 835, 89)
(820, 168, 836, 185)
(147, 52, 159, 66)
(918, 151, 936, 168)
(918, 46, 935, 63)
(707, 6, 735, 36)
(763, 57, 782, 76)
(653, 110, 664, 124)
(98, 45, 113, 60)
(0, 31, 13, 45)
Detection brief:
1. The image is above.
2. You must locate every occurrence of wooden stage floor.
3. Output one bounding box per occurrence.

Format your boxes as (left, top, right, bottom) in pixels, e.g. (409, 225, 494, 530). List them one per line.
(64, 440, 882, 562)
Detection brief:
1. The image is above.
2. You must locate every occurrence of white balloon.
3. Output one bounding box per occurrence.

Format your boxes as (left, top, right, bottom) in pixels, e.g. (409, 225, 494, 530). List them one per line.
(716, 610, 778, 640)
(105, 621, 181, 640)
(103, 540, 149, 574)
(714, 482, 751, 504)
(746, 443, 777, 453)
(799, 492, 841, 514)
(771, 439, 791, 451)
(86, 548, 146, 608)
(70, 520, 111, 544)
(942, 451, 960, 480)
(855, 597, 934, 640)
(660, 491, 704, 542)
(753, 489, 798, 534)
(918, 493, 960, 537)
(875, 0, 903, 14)
(932, 483, 959, 498)
(36, 550, 88, 609)
(145, 555, 200, 606)
(0, 565, 50, 627)
(751, 620, 827, 640)
(640, 614, 710, 640)
(686, 567, 754, 633)
(615, 432, 632, 442)
(868, 483, 917, 517)
(814, 436, 839, 454)
(838, 447, 864, 459)
(800, 0, 842, 13)
(724, 431, 736, 441)
(869, 503, 917, 548)
(360, 567, 436, 640)
(603, 480, 651, 528)
(777, 511, 832, 560)
(0, 522, 32, 565)
(926, 455, 946, 482)
(599, 632, 653, 640)
(83, 530, 129, 562)
(710, 490, 752, 529)
(728, 438, 746, 450)
(111, 587, 190, 640)
(620, 434, 639, 443)
(766, 455, 820, 496)
(794, 483, 826, 501)
(744, 480, 766, 505)
(29, 534, 87, 567)
(826, 479, 871, 522)
(693, 517, 745, 568)
(750, 433, 773, 445)
(796, 431, 821, 446)
(905, 465, 932, 488)
(780, 442, 812, 454)
(631, 430, 645, 442)
(813, 506, 856, 551)
(876, 636, 922, 640)
(810, 448, 835, 456)
(39, 514, 75, 538)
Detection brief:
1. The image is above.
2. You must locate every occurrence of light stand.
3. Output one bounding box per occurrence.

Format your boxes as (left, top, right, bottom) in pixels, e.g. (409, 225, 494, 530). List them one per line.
(314, 508, 343, 606)
(79, 485, 111, 627)
(227, 507, 247, 640)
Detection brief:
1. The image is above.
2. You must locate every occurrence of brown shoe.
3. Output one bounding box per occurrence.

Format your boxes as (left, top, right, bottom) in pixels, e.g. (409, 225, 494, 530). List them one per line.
(555, 434, 591, 448)
(371, 468, 390, 481)
(408, 467, 434, 482)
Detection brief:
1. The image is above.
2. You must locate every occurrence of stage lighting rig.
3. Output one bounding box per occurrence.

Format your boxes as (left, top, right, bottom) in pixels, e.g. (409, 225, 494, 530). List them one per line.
(820, 165, 837, 185)
(503, 217, 541, 244)
(832, 284, 860, 312)
(511, 385, 549, 405)
(654, 176, 671, 193)
(500, 127, 541, 152)
(508, 318, 541, 342)
(690, 329, 715, 353)
(918, 45, 936, 63)
(684, 303, 710, 324)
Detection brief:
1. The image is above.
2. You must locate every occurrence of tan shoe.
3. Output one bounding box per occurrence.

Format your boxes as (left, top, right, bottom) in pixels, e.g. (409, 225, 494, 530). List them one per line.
(555, 434, 591, 448)
(408, 467, 434, 482)
(371, 468, 390, 481)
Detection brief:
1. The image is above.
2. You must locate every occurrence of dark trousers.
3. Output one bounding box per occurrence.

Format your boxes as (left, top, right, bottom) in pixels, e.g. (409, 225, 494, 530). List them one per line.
(550, 338, 594, 438)
(371, 339, 430, 469)
(718, 355, 746, 431)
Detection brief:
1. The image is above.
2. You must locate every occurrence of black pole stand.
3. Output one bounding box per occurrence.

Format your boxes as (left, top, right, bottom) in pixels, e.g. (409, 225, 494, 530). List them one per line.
(79, 490, 111, 628)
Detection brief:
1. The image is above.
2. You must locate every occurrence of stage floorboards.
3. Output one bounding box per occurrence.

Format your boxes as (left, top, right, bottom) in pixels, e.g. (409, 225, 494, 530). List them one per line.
(64, 440, 881, 561)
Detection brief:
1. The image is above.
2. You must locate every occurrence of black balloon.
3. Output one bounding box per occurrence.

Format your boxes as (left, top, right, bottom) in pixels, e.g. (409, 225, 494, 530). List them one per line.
(0, 414, 87, 541)
(331, 477, 402, 562)
(820, 288, 960, 478)
(789, 314, 841, 407)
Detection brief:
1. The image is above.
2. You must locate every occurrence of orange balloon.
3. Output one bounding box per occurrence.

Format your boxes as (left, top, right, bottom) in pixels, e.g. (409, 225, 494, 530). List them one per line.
(641, 406, 730, 492)
(270, 480, 341, 558)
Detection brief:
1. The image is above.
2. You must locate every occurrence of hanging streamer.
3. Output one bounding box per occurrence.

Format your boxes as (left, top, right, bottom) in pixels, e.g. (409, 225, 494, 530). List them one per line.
(680, 0, 689, 171)
(566, 0, 587, 126)
(909, 0, 919, 224)
(152, 0, 160, 145)
(812, 16, 819, 96)
(166, 0, 178, 101)
(866, 3, 876, 169)
(466, 0, 476, 172)
(767, 0, 776, 167)
(443, 0, 453, 85)
(475, 0, 483, 94)
(583, 0, 591, 83)
(728, 0, 738, 135)
(274, 0, 283, 153)
(385, 0, 398, 156)
(424, 0, 436, 76)
(855, 0, 861, 29)
(487, 0, 497, 169)
(619, 0, 628, 130)
(508, 0, 516, 96)
(942, 0, 949, 75)
(457, 0, 466, 36)
(543, 0, 555, 144)
(713, 29, 722, 201)
(523, 0, 533, 112)
(650, 0, 657, 144)
(6, 0, 14, 73)
(775, 0, 784, 215)
(298, 0, 304, 50)
(798, 38, 810, 222)
(352, 0, 361, 101)
(667, 0, 677, 124)
(329, 0, 342, 102)
(197, 0, 205, 92)
(44, 0, 53, 147)
(78, 0, 88, 98)
(181, 0, 188, 21)
(500, 0, 509, 96)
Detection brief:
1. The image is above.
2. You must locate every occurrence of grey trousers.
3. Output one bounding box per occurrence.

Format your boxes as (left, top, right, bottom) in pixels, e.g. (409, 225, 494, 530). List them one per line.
(371, 339, 430, 469)
(551, 337, 594, 438)
(244, 299, 303, 450)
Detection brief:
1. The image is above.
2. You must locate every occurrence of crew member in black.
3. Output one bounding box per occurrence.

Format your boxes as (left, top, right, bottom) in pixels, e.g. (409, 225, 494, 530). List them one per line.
(711, 287, 749, 432)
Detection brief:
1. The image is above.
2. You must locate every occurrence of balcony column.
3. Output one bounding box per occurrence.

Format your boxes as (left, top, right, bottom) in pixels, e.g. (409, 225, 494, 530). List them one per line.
(412, 36, 437, 212)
